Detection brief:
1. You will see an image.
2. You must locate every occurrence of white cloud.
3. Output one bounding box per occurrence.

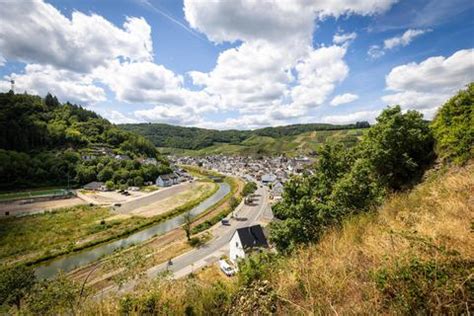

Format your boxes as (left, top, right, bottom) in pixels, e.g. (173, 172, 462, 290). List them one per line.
(368, 28, 430, 59)
(382, 49, 474, 112)
(330, 93, 359, 106)
(100, 110, 140, 124)
(184, 0, 396, 45)
(384, 29, 430, 50)
(96, 60, 183, 104)
(2, 64, 106, 104)
(189, 40, 296, 113)
(322, 110, 380, 124)
(134, 105, 202, 125)
(333, 32, 357, 45)
(290, 45, 349, 108)
(367, 45, 385, 59)
(0, 1, 153, 73)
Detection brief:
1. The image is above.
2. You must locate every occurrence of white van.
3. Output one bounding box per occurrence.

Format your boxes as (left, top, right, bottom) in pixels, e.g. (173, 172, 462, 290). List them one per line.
(219, 259, 236, 276)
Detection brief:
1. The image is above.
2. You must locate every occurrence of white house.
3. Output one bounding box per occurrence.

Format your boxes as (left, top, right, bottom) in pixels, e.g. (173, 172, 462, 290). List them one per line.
(261, 173, 277, 185)
(271, 181, 284, 199)
(229, 225, 269, 263)
(156, 173, 179, 187)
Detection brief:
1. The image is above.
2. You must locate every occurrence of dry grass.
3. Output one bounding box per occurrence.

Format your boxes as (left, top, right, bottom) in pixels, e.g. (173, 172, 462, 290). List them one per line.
(271, 162, 474, 314)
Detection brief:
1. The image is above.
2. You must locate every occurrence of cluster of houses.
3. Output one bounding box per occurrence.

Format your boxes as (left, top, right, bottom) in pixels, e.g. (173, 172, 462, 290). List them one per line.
(80, 145, 159, 166)
(171, 155, 312, 199)
(83, 168, 193, 192)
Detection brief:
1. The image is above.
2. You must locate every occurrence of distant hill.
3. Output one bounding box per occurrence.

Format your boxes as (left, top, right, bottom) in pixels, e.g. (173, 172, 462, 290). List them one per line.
(119, 121, 369, 156)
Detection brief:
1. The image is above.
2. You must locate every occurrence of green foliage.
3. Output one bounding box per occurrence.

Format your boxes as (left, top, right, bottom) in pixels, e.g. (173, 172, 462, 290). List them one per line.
(24, 274, 85, 315)
(373, 258, 473, 314)
(431, 83, 474, 165)
(237, 252, 277, 287)
(241, 181, 257, 197)
(362, 105, 435, 190)
(270, 106, 436, 252)
(0, 265, 36, 309)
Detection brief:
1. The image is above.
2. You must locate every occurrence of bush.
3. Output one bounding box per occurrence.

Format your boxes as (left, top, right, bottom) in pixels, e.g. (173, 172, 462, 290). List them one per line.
(431, 83, 473, 165)
(373, 258, 473, 314)
(0, 265, 36, 309)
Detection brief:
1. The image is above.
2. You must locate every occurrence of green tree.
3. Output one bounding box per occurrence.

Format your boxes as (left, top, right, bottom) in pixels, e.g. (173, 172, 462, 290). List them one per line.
(183, 212, 192, 241)
(105, 180, 115, 190)
(0, 265, 36, 309)
(431, 83, 473, 165)
(97, 166, 114, 182)
(133, 176, 144, 187)
(362, 105, 435, 190)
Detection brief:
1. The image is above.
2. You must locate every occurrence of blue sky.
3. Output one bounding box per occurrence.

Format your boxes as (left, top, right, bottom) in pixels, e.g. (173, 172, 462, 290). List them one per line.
(0, 0, 473, 129)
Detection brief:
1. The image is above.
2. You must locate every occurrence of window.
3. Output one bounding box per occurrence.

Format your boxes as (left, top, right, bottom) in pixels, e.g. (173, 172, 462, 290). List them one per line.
(236, 242, 239, 247)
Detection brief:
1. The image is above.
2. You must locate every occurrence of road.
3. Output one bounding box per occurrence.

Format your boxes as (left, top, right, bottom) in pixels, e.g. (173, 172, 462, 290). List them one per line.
(97, 185, 273, 297)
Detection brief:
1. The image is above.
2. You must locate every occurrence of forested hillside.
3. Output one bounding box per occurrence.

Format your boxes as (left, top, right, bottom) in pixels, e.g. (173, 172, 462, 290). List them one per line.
(158, 129, 365, 157)
(0, 92, 170, 189)
(120, 121, 369, 151)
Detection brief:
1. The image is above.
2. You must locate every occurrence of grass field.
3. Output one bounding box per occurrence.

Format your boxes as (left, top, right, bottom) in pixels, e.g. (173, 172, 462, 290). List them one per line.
(0, 188, 69, 201)
(158, 129, 365, 157)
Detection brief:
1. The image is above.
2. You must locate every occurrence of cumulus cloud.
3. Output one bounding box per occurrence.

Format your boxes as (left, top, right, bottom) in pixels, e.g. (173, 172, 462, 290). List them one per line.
(382, 49, 474, 113)
(330, 93, 359, 106)
(322, 110, 380, 124)
(2, 64, 106, 104)
(184, 0, 396, 44)
(290, 45, 349, 108)
(368, 28, 430, 58)
(333, 32, 357, 45)
(0, 1, 153, 73)
(384, 28, 430, 49)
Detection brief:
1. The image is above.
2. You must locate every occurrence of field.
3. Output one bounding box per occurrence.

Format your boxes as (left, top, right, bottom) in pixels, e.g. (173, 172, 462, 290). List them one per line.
(0, 188, 69, 202)
(158, 129, 364, 157)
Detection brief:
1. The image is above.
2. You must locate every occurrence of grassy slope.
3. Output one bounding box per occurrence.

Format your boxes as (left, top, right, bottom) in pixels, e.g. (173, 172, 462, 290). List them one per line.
(158, 129, 364, 157)
(85, 161, 473, 314)
(268, 162, 474, 314)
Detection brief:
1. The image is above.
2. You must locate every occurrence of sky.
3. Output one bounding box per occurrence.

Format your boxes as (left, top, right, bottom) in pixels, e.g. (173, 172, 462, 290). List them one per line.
(0, 0, 473, 129)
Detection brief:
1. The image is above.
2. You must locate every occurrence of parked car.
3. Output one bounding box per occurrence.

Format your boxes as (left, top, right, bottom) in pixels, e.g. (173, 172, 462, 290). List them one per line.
(113, 203, 121, 207)
(221, 219, 230, 226)
(219, 259, 236, 276)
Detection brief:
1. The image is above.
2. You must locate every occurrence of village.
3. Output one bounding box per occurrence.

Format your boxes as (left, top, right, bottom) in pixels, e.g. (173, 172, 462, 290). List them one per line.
(170, 154, 314, 200)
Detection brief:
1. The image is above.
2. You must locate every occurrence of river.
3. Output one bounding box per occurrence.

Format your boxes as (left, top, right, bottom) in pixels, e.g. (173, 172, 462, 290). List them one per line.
(35, 182, 230, 279)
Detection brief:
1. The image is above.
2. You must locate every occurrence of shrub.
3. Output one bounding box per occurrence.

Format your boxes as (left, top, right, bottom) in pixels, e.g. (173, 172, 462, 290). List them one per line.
(374, 257, 473, 314)
(431, 83, 473, 165)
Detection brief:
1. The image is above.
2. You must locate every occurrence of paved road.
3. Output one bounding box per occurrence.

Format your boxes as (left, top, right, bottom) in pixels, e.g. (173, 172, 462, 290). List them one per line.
(98, 185, 272, 297)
